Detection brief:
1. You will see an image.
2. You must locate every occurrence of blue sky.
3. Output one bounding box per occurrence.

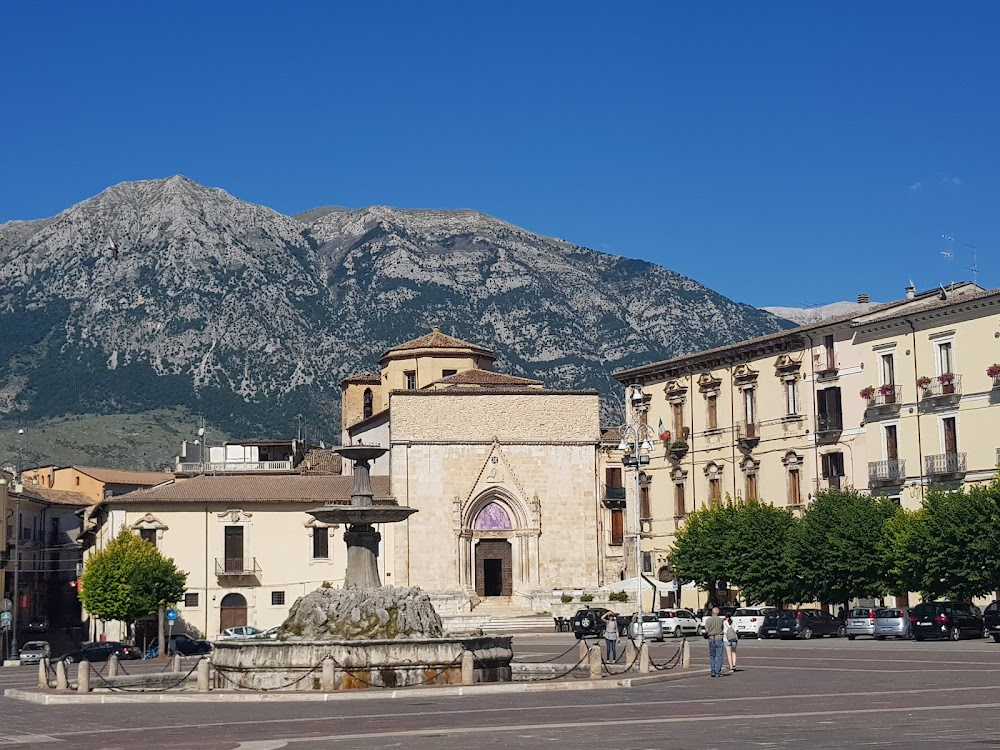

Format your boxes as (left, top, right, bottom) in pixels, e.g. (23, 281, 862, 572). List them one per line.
(1, 1, 997, 307)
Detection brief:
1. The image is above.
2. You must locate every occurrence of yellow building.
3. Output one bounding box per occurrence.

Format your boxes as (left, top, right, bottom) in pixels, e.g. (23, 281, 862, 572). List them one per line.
(21, 466, 173, 503)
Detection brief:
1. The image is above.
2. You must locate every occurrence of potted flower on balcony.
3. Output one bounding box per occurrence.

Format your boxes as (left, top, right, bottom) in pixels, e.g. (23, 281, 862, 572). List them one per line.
(668, 439, 689, 460)
(916, 376, 932, 392)
(878, 383, 897, 404)
(938, 372, 956, 394)
(988, 364, 1000, 386)
(859, 386, 876, 402)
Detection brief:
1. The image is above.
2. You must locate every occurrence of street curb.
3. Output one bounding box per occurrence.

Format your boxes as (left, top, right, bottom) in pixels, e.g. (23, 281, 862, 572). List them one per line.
(4, 668, 707, 704)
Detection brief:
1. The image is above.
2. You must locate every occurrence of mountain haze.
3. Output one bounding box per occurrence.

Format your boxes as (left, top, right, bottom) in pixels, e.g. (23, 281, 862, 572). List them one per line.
(0, 177, 790, 463)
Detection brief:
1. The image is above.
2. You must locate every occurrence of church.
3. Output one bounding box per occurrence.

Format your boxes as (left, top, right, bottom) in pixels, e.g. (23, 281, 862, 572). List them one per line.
(341, 328, 617, 618)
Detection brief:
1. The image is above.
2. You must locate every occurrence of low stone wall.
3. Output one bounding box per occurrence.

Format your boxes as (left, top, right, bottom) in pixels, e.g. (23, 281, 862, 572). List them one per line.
(211, 636, 512, 691)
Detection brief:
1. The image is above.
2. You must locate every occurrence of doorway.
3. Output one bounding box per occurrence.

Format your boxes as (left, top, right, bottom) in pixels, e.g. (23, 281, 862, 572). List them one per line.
(475, 539, 512, 597)
(219, 592, 248, 631)
(224, 526, 245, 573)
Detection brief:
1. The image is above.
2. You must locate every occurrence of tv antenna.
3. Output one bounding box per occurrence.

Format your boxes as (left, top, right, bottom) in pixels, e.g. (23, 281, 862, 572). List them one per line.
(964, 243, 979, 285)
(940, 235, 955, 289)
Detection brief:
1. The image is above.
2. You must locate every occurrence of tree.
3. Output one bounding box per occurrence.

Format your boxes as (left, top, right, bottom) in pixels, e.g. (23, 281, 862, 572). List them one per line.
(879, 506, 927, 597)
(669, 500, 739, 596)
(727, 500, 800, 607)
(80, 528, 187, 651)
(787, 489, 897, 606)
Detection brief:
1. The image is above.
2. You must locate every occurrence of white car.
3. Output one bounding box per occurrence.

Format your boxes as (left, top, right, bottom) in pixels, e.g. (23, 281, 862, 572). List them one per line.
(628, 614, 665, 642)
(218, 626, 262, 640)
(731, 607, 776, 637)
(656, 609, 701, 637)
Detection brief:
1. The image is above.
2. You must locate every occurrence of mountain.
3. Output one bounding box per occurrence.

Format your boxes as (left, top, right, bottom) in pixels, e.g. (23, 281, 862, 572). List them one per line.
(0, 176, 791, 465)
(762, 301, 869, 325)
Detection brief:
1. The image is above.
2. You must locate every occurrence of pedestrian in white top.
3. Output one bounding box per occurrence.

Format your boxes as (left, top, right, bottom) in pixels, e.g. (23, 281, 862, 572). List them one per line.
(723, 615, 740, 672)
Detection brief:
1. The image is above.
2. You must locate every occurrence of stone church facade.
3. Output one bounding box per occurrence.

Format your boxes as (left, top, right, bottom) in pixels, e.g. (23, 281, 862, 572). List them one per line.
(342, 329, 607, 615)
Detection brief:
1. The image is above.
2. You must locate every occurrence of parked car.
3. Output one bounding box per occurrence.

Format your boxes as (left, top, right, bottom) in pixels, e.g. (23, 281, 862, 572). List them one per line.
(18, 640, 50, 665)
(218, 626, 263, 640)
(26, 615, 49, 633)
(253, 626, 280, 640)
(758, 610, 783, 639)
(628, 614, 665, 642)
(777, 609, 846, 639)
(698, 606, 738, 637)
(571, 608, 613, 639)
(167, 634, 213, 656)
(873, 607, 911, 640)
(656, 609, 700, 637)
(731, 607, 776, 638)
(61, 641, 141, 664)
(984, 601, 1000, 643)
(910, 601, 985, 641)
(846, 607, 877, 640)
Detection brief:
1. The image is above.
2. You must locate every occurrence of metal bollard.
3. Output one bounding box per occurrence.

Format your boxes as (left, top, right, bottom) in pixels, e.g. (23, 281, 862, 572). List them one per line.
(625, 638, 637, 665)
(77, 661, 90, 693)
(55, 659, 68, 690)
(639, 642, 650, 673)
(197, 658, 211, 692)
(107, 654, 119, 678)
(682, 639, 691, 669)
(173, 653, 182, 673)
(320, 658, 335, 691)
(461, 650, 474, 685)
(38, 658, 48, 689)
(588, 645, 602, 679)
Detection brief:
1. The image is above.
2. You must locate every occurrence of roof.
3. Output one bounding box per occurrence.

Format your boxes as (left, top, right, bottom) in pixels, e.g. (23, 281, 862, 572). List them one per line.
(433, 370, 543, 387)
(614, 283, 991, 382)
(340, 373, 381, 387)
(852, 283, 998, 328)
(393, 388, 599, 397)
(28, 487, 92, 507)
(381, 327, 494, 360)
(106, 474, 393, 504)
(297, 449, 344, 475)
(72, 466, 174, 486)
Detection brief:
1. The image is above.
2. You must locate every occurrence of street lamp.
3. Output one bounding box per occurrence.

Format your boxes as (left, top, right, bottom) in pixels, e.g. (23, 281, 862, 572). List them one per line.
(618, 384, 654, 642)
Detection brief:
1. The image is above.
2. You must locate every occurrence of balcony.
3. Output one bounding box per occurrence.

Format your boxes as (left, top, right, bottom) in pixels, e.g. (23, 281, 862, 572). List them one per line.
(736, 421, 760, 449)
(178, 460, 294, 474)
(815, 414, 843, 443)
(215, 558, 262, 577)
(919, 374, 962, 401)
(602, 485, 626, 509)
(869, 459, 906, 485)
(865, 385, 902, 411)
(924, 453, 967, 477)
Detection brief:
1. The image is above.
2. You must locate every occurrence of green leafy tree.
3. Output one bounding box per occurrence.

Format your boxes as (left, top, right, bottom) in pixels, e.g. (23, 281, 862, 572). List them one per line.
(879, 506, 927, 597)
(787, 489, 898, 606)
(670, 499, 739, 595)
(80, 528, 187, 645)
(727, 500, 800, 607)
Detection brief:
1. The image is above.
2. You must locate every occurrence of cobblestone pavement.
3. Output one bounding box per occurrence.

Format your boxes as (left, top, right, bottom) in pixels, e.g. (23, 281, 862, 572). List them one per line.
(3, 634, 1000, 749)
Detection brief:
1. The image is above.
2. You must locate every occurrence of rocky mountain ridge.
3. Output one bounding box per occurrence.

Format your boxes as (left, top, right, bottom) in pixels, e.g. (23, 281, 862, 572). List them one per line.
(0, 176, 791, 454)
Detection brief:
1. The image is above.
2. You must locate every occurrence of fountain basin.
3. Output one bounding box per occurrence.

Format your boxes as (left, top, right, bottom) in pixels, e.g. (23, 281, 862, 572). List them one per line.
(211, 636, 513, 690)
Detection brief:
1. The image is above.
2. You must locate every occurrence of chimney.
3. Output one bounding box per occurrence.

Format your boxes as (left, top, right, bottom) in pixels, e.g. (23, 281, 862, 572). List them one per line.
(905, 283, 916, 300)
(857, 293, 870, 313)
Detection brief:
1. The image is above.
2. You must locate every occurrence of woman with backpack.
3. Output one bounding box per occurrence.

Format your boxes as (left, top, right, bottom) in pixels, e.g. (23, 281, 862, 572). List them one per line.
(723, 615, 740, 673)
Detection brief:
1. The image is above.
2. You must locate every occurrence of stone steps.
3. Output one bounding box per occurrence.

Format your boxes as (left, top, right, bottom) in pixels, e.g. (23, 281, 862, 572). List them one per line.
(443, 614, 554, 634)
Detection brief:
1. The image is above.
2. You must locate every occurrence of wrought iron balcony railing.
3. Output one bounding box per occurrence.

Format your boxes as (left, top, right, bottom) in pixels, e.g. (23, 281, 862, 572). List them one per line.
(924, 453, 967, 476)
(920, 374, 962, 399)
(866, 385, 902, 409)
(869, 459, 905, 484)
(215, 557, 262, 576)
(736, 421, 759, 445)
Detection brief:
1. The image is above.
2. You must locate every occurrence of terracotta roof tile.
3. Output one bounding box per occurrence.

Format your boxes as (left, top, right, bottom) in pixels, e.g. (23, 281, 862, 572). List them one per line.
(72, 466, 174, 486)
(108, 474, 392, 504)
(297, 449, 344, 475)
(28, 487, 92, 506)
(435, 370, 543, 387)
(382, 327, 493, 358)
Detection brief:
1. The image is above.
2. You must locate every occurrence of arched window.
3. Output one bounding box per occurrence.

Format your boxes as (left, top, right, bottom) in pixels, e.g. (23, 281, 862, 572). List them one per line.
(474, 502, 512, 530)
(363, 388, 373, 419)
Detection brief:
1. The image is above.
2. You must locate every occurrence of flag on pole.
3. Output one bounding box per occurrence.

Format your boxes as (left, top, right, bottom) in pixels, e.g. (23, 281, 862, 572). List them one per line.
(658, 418, 670, 442)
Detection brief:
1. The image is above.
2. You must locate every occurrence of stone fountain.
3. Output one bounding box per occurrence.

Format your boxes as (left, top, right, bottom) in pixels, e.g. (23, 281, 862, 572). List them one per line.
(210, 445, 513, 690)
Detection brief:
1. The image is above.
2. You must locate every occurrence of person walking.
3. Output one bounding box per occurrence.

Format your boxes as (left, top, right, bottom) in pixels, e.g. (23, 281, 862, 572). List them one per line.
(704, 606, 725, 677)
(723, 615, 739, 672)
(602, 610, 619, 662)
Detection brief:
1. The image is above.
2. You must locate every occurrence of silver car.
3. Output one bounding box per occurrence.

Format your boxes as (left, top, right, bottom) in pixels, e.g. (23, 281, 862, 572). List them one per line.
(874, 607, 912, 640)
(846, 607, 877, 640)
(629, 614, 665, 641)
(18, 640, 50, 665)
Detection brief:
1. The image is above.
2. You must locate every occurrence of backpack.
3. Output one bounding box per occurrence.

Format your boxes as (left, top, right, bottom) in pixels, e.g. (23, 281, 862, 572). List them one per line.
(725, 622, 738, 640)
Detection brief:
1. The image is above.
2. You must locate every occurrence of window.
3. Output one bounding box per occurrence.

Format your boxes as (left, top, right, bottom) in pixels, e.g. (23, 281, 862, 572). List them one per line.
(942, 416, 958, 454)
(674, 482, 686, 517)
(184, 592, 199, 608)
(785, 379, 799, 415)
(312, 527, 329, 559)
(745, 473, 758, 500)
(362, 388, 373, 420)
(706, 395, 718, 430)
(139, 528, 157, 546)
(642, 552, 653, 574)
(610, 509, 624, 545)
(605, 467, 622, 488)
(823, 334, 835, 370)
(708, 477, 721, 505)
(271, 591, 285, 606)
(75, 476, 80, 486)
(822, 452, 845, 489)
(639, 484, 651, 520)
(405, 371, 416, 390)
(671, 402, 684, 438)
(884, 425, 899, 460)
(817, 387, 843, 432)
(788, 469, 801, 505)
(743, 388, 756, 425)
(880, 352, 896, 386)
(442, 369, 457, 378)
(937, 341, 954, 375)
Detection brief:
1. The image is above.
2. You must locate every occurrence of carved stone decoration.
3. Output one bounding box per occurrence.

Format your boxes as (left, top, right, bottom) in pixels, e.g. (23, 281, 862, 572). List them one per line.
(704, 462, 722, 479)
(671, 467, 688, 483)
(741, 456, 760, 476)
(781, 451, 802, 468)
(774, 352, 803, 376)
(697, 372, 723, 393)
(733, 364, 759, 385)
(664, 377, 689, 404)
(217, 509, 252, 523)
(131, 513, 168, 540)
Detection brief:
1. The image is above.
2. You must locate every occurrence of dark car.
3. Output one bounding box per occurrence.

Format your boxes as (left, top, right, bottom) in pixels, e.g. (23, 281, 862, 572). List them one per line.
(777, 609, 846, 640)
(61, 641, 142, 664)
(758, 610, 782, 639)
(985, 601, 1000, 643)
(911, 601, 985, 641)
(167, 634, 213, 656)
(572, 608, 612, 639)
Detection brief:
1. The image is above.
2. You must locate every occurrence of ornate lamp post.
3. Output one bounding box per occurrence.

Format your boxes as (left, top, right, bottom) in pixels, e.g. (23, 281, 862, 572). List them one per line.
(618, 385, 654, 642)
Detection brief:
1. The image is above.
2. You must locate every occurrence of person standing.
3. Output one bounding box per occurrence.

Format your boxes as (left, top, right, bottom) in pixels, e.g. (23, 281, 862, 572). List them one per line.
(602, 610, 619, 662)
(723, 615, 739, 672)
(704, 606, 725, 677)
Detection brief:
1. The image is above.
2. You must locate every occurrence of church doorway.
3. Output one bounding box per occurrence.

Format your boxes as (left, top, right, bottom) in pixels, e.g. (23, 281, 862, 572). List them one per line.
(475, 540, 512, 597)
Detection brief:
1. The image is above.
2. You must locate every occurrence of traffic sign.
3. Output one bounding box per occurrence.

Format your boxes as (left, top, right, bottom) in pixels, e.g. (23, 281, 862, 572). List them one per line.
(0, 611, 11, 626)
(166, 608, 178, 622)
(0, 598, 11, 612)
